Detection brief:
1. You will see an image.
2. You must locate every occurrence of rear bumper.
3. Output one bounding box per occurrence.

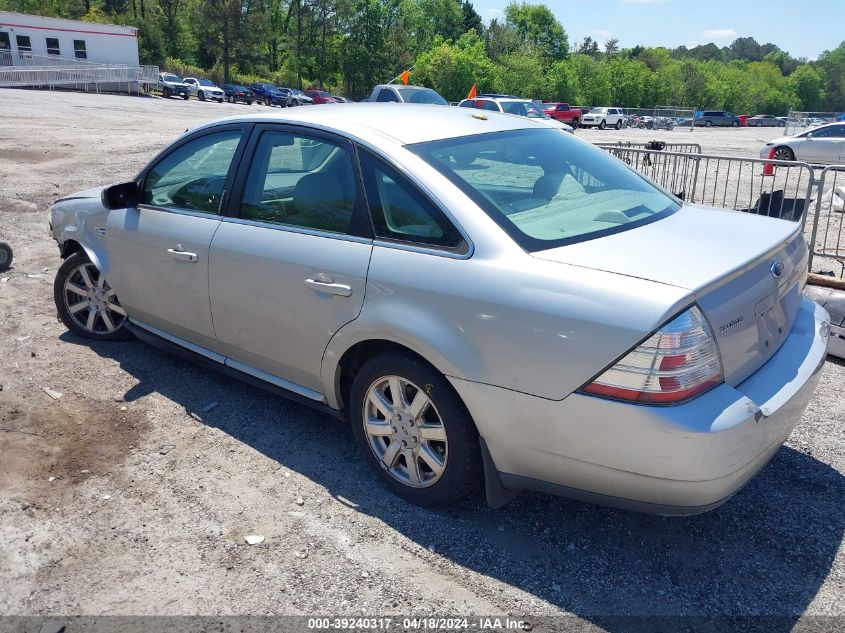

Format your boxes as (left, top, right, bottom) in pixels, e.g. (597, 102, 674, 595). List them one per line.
(451, 297, 830, 515)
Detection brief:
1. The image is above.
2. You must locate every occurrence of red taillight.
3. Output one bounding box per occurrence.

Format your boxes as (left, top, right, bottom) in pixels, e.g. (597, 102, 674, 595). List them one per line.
(580, 306, 723, 405)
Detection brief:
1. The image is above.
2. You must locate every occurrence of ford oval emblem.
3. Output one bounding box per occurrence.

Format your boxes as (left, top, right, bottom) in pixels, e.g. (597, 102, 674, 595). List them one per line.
(771, 260, 785, 278)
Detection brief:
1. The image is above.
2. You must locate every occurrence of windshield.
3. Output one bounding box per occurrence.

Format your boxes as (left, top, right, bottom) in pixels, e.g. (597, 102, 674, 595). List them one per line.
(163, 74, 180, 82)
(199, 79, 215, 86)
(410, 128, 679, 251)
(589, 107, 606, 114)
(399, 87, 448, 105)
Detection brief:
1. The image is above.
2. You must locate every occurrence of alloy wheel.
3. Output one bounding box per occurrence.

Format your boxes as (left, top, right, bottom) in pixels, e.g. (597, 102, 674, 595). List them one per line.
(63, 262, 126, 335)
(773, 147, 794, 161)
(362, 375, 448, 488)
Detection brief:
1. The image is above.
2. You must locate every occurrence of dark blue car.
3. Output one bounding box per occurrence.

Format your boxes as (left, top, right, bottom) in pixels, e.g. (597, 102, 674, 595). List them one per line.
(249, 83, 286, 107)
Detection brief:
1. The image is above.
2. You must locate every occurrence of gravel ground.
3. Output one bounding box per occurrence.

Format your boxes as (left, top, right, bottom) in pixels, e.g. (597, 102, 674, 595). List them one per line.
(0, 89, 844, 627)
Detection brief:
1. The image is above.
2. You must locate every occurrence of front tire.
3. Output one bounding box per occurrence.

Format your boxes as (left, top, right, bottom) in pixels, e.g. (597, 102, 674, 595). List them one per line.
(571, 118, 579, 129)
(54, 251, 132, 341)
(705, 120, 712, 127)
(598, 119, 607, 130)
(773, 146, 795, 161)
(349, 353, 481, 507)
(0, 241, 12, 271)
(182, 94, 189, 100)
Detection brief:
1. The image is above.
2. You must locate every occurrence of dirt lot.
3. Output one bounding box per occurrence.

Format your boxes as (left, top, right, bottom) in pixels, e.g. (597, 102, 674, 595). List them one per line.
(1, 89, 844, 627)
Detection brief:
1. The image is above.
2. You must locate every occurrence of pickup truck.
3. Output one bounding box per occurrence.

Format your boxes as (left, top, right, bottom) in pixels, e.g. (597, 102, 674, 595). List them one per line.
(367, 84, 448, 105)
(542, 102, 583, 128)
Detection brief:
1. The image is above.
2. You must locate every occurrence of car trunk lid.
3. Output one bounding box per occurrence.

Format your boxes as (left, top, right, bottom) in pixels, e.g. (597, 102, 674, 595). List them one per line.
(531, 204, 808, 385)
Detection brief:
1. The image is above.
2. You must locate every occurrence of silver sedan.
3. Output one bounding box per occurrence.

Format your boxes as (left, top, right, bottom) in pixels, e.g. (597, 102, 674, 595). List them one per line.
(761, 122, 845, 164)
(49, 105, 830, 514)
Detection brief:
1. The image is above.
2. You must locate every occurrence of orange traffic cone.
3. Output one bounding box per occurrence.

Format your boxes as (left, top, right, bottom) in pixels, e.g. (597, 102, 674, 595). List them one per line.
(763, 147, 775, 176)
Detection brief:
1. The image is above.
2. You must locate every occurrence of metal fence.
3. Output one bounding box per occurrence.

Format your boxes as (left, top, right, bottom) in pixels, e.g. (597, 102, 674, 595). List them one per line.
(619, 107, 697, 132)
(597, 141, 702, 155)
(809, 166, 845, 276)
(785, 111, 844, 136)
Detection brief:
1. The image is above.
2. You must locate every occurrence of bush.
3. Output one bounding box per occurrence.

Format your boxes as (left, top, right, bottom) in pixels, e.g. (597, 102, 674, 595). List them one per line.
(163, 57, 209, 81)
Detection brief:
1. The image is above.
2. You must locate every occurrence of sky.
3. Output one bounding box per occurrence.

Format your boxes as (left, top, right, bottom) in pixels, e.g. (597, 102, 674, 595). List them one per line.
(473, 0, 844, 60)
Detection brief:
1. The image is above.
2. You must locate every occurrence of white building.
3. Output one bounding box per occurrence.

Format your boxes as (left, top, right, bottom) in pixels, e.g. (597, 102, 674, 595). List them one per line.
(0, 11, 139, 67)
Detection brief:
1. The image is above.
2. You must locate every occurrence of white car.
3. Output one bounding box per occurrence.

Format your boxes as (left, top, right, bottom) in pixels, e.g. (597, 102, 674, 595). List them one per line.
(458, 96, 573, 132)
(182, 77, 225, 103)
(581, 107, 625, 130)
(760, 123, 845, 165)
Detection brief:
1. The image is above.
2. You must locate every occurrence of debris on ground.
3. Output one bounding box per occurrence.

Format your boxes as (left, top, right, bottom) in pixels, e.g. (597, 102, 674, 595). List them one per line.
(159, 445, 175, 455)
(244, 534, 265, 545)
(295, 496, 304, 506)
(42, 388, 63, 400)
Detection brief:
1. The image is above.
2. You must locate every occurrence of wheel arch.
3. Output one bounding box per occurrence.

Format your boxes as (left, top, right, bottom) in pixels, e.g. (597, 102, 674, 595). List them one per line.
(327, 337, 455, 413)
(59, 238, 104, 271)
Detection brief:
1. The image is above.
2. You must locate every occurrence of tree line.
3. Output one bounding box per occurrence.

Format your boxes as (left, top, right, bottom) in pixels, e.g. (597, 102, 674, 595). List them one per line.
(3, 0, 845, 113)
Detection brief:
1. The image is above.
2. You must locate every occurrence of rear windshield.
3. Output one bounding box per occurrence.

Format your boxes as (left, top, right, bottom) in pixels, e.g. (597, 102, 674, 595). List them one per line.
(410, 128, 679, 251)
(398, 88, 448, 105)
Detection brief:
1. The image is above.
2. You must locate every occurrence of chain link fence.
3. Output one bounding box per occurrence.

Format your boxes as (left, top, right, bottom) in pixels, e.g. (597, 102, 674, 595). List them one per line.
(785, 111, 845, 136)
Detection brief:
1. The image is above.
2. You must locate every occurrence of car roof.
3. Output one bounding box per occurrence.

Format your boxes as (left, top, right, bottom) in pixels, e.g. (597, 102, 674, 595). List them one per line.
(200, 103, 541, 145)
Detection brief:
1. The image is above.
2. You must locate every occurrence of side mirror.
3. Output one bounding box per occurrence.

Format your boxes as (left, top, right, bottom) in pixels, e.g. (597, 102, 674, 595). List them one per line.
(101, 181, 140, 210)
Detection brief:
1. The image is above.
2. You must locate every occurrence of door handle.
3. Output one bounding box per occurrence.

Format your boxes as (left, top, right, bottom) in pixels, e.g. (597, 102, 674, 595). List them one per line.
(305, 277, 353, 297)
(167, 248, 197, 262)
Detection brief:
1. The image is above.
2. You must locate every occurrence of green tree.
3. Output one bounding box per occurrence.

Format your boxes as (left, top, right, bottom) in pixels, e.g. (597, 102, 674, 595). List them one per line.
(790, 64, 826, 111)
(461, 0, 482, 37)
(414, 31, 495, 100)
(504, 1, 567, 64)
(494, 48, 545, 97)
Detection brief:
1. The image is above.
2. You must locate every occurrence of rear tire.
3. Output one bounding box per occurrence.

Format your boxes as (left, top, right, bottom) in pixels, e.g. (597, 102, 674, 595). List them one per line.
(0, 241, 12, 271)
(732, 121, 739, 127)
(349, 353, 482, 507)
(571, 118, 579, 129)
(198, 91, 205, 101)
(615, 119, 622, 130)
(54, 251, 132, 341)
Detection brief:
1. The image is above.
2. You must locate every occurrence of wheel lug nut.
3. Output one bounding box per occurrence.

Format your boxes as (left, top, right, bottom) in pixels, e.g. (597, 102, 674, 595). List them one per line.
(401, 440, 407, 447)
(412, 436, 417, 442)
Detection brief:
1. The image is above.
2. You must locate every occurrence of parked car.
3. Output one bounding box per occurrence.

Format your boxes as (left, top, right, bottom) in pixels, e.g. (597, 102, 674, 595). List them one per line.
(278, 88, 314, 106)
(748, 114, 786, 128)
(542, 102, 583, 128)
(222, 84, 254, 104)
(331, 95, 352, 103)
(305, 89, 338, 104)
(156, 73, 190, 100)
(367, 84, 448, 105)
(0, 240, 12, 271)
(695, 111, 742, 127)
(250, 83, 286, 106)
(760, 122, 845, 164)
(581, 107, 625, 129)
(458, 96, 573, 132)
(48, 105, 831, 513)
(182, 77, 225, 103)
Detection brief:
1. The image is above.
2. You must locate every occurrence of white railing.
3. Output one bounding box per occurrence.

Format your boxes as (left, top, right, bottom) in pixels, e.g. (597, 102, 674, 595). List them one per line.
(0, 50, 158, 91)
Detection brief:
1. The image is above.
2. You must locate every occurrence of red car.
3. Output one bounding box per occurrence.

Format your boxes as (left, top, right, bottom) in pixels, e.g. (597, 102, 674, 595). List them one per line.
(542, 102, 583, 128)
(305, 89, 339, 104)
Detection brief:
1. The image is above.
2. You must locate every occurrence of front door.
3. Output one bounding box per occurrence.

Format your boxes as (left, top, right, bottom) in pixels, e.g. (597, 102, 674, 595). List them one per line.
(209, 125, 373, 395)
(105, 125, 249, 351)
(801, 125, 845, 164)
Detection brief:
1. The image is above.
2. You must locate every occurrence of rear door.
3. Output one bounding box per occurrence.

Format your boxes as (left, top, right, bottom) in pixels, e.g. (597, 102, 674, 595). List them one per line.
(208, 124, 373, 395)
(105, 124, 249, 352)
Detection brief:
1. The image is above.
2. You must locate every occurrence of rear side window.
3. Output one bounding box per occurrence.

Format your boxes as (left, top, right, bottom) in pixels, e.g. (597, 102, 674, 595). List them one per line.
(359, 150, 464, 250)
(142, 130, 242, 214)
(239, 130, 358, 234)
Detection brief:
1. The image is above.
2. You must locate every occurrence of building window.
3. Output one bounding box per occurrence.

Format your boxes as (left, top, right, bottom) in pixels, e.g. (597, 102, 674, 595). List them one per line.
(46, 37, 60, 56)
(16, 35, 32, 53)
(0, 32, 10, 51)
(73, 39, 86, 59)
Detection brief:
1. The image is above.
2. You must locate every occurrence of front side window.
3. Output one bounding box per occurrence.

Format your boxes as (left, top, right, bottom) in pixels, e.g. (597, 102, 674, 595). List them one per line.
(73, 39, 86, 59)
(46, 37, 60, 55)
(239, 130, 357, 234)
(142, 130, 242, 214)
(360, 150, 464, 249)
(411, 128, 679, 251)
(16, 35, 31, 53)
